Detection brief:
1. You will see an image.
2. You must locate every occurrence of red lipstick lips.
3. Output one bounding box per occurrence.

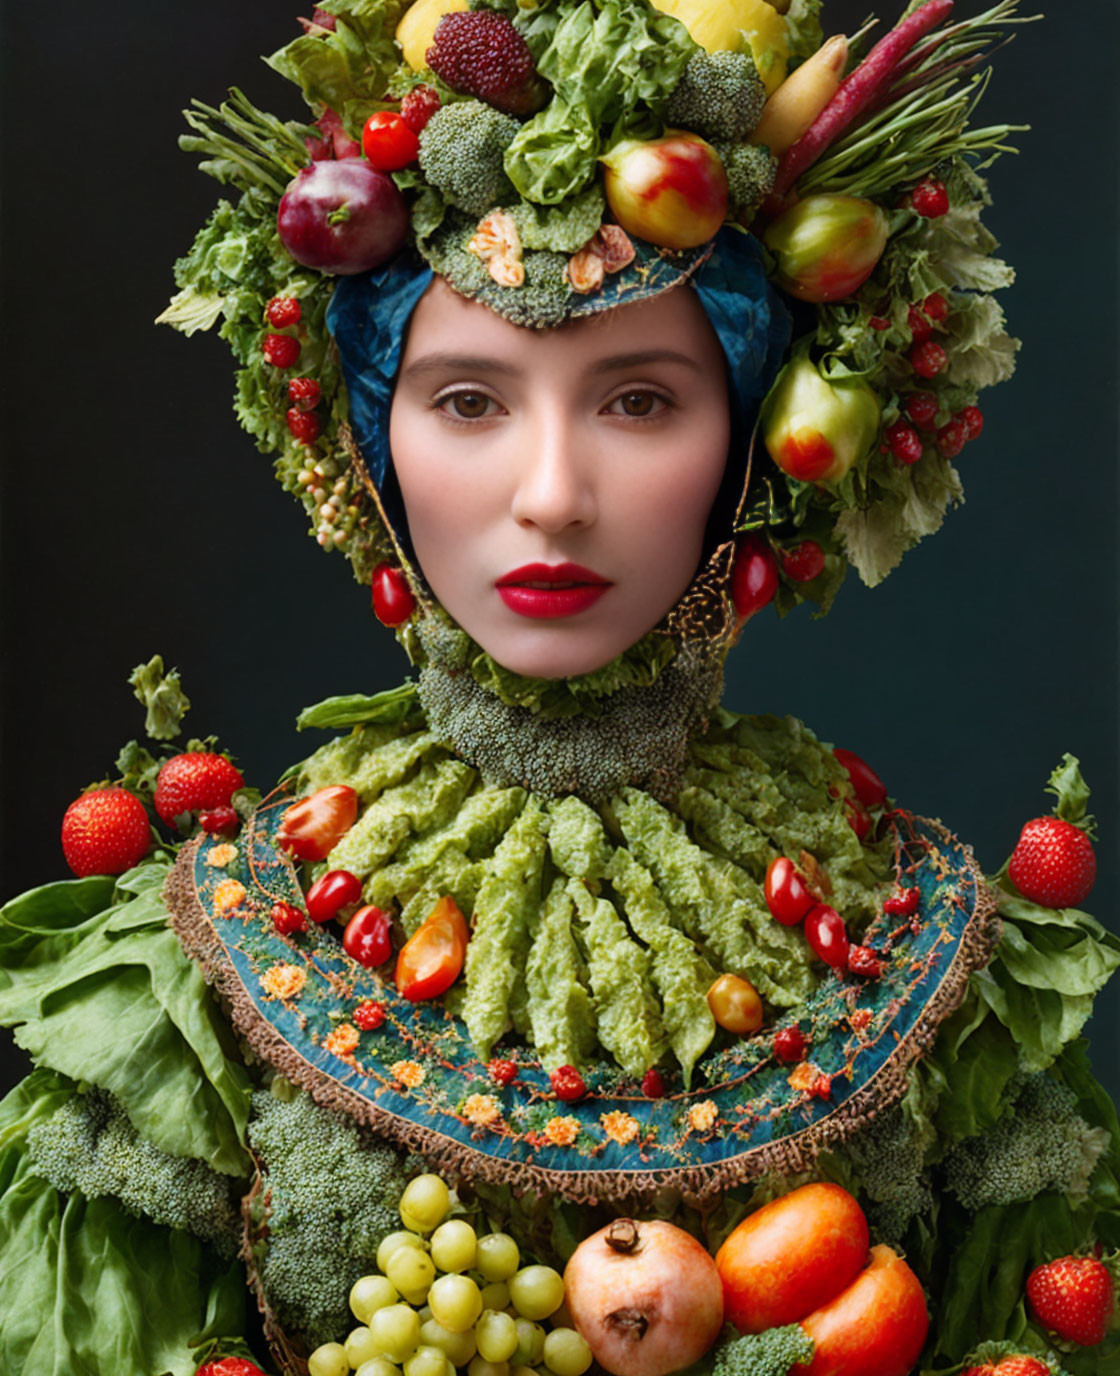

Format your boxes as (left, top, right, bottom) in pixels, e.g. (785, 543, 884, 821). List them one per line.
(495, 562, 611, 619)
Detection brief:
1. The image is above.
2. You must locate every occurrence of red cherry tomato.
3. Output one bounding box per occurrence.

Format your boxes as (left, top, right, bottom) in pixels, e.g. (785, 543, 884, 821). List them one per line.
(730, 535, 779, 623)
(845, 795, 873, 841)
(306, 868, 364, 924)
(395, 895, 468, 1001)
(764, 856, 816, 926)
(832, 747, 888, 808)
(550, 1064, 587, 1102)
(344, 905, 393, 968)
(362, 110, 420, 171)
(270, 900, 307, 936)
(371, 563, 416, 627)
(277, 785, 359, 862)
(805, 904, 849, 970)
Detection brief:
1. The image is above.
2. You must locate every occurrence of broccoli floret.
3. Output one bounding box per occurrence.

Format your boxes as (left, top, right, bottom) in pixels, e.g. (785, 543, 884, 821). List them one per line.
(711, 1324, 816, 1376)
(666, 51, 768, 143)
(418, 100, 520, 216)
(248, 1089, 413, 1348)
(843, 1100, 933, 1245)
(944, 1072, 1110, 1212)
(715, 142, 777, 221)
(25, 1088, 241, 1256)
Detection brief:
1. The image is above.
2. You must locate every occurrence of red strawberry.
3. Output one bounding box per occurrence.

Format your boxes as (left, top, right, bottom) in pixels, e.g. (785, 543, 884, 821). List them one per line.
(196, 1359, 267, 1376)
(154, 753, 245, 828)
(426, 11, 546, 117)
(1026, 1253, 1115, 1346)
(401, 84, 442, 133)
(61, 788, 151, 877)
(1008, 816, 1097, 908)
(992, 1359, 1051, 1376)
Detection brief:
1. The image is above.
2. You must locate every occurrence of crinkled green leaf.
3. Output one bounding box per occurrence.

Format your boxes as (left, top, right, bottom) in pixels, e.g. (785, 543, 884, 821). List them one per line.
(1045, 753, 1096, 836)
(944, 292, 1018, 390)
(129, 654, 191, 742)
(297, 683, 420, 731)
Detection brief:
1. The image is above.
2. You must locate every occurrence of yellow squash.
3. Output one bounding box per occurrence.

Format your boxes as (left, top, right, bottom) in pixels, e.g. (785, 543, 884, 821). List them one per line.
(396, 0, 469, 71)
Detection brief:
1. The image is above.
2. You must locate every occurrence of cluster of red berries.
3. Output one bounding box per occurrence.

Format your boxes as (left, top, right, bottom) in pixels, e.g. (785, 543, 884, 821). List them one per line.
(884, 398, 984, 466)
(262, 297, 325, 447)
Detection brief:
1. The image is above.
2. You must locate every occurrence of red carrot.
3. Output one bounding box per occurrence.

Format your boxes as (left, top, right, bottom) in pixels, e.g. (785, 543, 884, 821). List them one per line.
(773, 0, 955, 197)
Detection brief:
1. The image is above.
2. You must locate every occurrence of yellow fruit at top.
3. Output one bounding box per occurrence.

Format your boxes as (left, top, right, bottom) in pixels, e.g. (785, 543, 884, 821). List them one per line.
(648, 0, 789, 94)
(396, 0, 469, 70)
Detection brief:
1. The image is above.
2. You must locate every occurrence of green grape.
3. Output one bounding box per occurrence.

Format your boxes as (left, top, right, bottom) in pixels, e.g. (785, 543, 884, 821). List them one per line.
(421, 1317, 478, 1367)
(513, 1321, 545, 1367)
(508, 1267, 565, 1322)
(431, 1218, 478, 1273)
(476, 1310, 519, 1364)
(352, 1274, 401, 1323)
(542, 1329, 591, 1376)
(378, 1230, 428, 1274)
(418, 1305, 434, 1323)
(429, 1273, 483, 1333)
(357, 1362, 402, 1376)
(399, 1174, 452, 1233)
(475, 1233, 520, 1283)
(479, 1282, 510, 1312)
(405, 1345, 455, 1376)
(388, 1246, 438, 1303)
(468, 1358, 510, 1376)
(369, 1303, 422, 1363)
(511, 1368, 537, 1376)
(348, 1326, 386, 1369)
(308, 1343, 349, 1376)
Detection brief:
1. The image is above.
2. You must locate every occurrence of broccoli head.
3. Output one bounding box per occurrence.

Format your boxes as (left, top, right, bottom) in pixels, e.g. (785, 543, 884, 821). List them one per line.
(842, 1100, 933, 1245)
(715, 142, 777, 221)
(711, 1324, 816, 1376)
(666, 51, 768, 144)
(418, 99, 521, 216)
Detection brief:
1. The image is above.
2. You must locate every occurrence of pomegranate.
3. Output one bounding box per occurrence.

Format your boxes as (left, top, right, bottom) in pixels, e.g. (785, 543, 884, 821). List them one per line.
(563, 1218, 723, 1376)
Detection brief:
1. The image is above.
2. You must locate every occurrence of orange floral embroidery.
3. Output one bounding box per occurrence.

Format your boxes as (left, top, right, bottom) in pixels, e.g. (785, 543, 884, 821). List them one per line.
(687, 1101, 718, 1133)
(543, 1116, 580, 1147)
(260, 963, 306, 1000)
(205, 844, 239, 869)
(391, 1060, 426, 1089)
(324, 1022, 360, 1057)
(600, 1110, 640, 1146)
(212, 878, 247, 914)
(462, 1094, 502, 1127)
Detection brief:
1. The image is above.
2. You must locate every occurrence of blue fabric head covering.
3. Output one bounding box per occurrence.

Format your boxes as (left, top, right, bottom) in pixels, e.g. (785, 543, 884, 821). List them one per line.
(327, 229, 790, 540)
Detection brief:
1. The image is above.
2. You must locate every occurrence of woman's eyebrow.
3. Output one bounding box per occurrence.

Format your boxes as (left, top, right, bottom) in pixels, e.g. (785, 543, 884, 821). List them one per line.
(401, 352, 522, 380)
(590, 349, 705, 374)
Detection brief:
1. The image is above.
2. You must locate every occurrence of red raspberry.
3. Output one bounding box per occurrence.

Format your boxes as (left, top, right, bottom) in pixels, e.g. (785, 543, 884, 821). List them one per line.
(773, 1026, 807, 1063)
(781, 540, 826, 583)
(958, 405, 984, 440)
(904, 390, 940, 430)
(1026, 1252, 1114, 1346)
(353, 1000, 386, 1031)
(922, 291, 949, 322)
(641, 1068, 666, 1098)
(426, 11, 546, 117)
(910, 340, 947, 378)
(847, 945, 885, 978)
(869, 315, 891, 331)
(266, 296, 301, 328)
(883, 886, 920, 917)
(199, 805, 240, 837)
(937, 417, 969, 459)
(911, 177, 950, 217)
(154, 753, 245, 827)
(288, 377, 322, 411)
(262, 333, 300, 368)
(550, 1064, 586, 1103)
(271, 900, 307, 936)
(884, 421, 923, 465)
(61, 788, 151, 877)
(286, 407, 321, 444)
(1008, 816, 1097, 908)
(401, 84, 442, 133)
(907, 304, 933, 344)
(489, 1058, 517, 1086)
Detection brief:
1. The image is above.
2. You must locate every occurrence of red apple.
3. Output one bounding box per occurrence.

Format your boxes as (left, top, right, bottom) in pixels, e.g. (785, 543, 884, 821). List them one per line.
(277, 160, 409, 274)
(760, 352, 881, 484)
(793, 1245, 930, 1376)
(715, 1183, 870, 1333)
(763, 194, 888, 303)
(601, 132, 728, 250)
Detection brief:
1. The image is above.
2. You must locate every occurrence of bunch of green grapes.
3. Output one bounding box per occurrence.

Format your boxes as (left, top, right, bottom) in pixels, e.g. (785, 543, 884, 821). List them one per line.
(308, 1174, 593, 1376)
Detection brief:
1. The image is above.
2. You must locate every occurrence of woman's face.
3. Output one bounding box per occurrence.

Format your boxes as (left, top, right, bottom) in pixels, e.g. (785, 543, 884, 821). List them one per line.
(389, 277, 731, 679)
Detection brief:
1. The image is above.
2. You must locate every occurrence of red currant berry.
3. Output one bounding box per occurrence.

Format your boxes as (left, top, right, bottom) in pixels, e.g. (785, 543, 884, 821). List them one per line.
(780, 540, 826, 583)
(489, 1058, 517, 1086)
(847, 945, 885, 978)
(262, 333, 300, 368)
(199, 805, 239, 837)
(266, 296, 302, 328)
(883, 886, 920, 917)
(353, 1000, 386, 1031)
(958, 405, 984, 440)
(286, 408, 321, 444)
(550, 1064, 586, 1102)
(371, 563, 416, 627)
(869, 315, 891, 331)
(937, 417, 969, 459)
(288, 377, 322, 411)
(641, 1068, 666, 1098)
(773, 1026, 807, 1063)
(910, 177, 950, 218)
(401, 84, 442, 134)
(884, 421, 923, 465)
(909, 340, 947, 379)
(809, 1073, 832, 1100)
(922, 291, 949, 322)
(903, 390, 939, 430)
(271, 900, 307, 935)
(907, 305, 933, 344)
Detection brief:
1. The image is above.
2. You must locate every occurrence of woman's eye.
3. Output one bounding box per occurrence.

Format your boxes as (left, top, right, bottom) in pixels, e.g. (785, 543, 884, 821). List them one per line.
(438, 390, 498, 420)
(608, 390, 667, 418)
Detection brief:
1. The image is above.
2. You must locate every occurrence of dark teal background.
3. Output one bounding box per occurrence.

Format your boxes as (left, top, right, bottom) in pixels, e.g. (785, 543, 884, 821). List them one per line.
(1, 1, 1116, 1101)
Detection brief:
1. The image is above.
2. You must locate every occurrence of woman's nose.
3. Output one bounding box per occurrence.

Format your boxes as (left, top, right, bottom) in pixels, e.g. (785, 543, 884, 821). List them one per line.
(509, 411, 597, 534)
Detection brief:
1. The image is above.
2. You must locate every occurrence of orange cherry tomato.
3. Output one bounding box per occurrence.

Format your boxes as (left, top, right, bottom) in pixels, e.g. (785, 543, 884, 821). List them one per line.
(276, 785, 359, 862)
(707, 973, 764, 1034)
(395, 895, 468, 1002)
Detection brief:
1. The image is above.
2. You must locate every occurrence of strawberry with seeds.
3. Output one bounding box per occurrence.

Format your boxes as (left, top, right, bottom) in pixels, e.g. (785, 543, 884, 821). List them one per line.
(154, 752, 245, 829)
(1007, 753, 1098, 908)
(61, 788, 151, 877)
(1027, 1252, 1116, 1346)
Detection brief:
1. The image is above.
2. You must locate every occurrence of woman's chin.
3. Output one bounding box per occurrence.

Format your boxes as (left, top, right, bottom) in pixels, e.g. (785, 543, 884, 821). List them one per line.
(472, 624, 641, 682)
